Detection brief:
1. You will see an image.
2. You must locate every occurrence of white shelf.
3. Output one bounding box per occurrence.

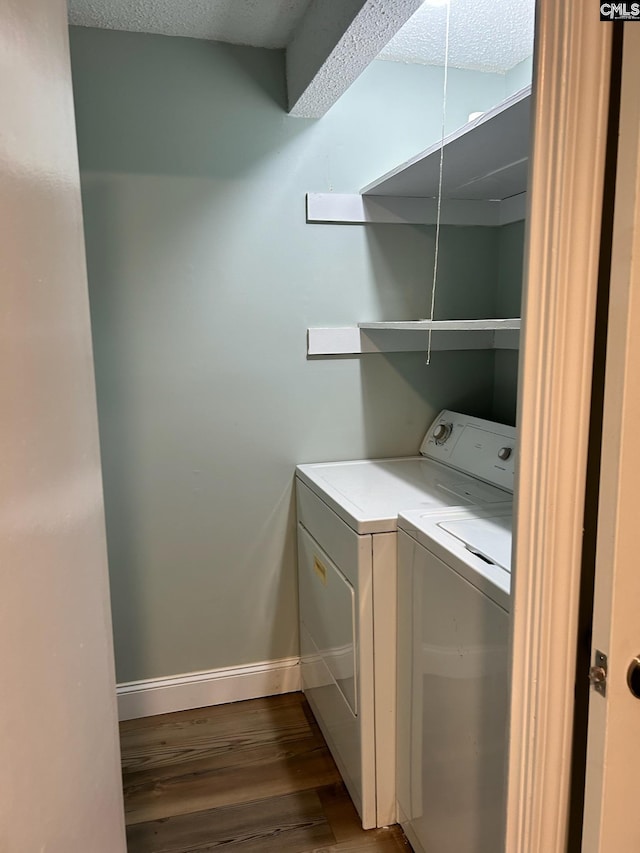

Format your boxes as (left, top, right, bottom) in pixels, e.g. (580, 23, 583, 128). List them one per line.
(307, 88, 531, 227)
(305, 92, 530, 355)
(358, 318, 520, 331)
(305, 192, 526, 227)
(308, 319, 520, 356)
(362, 85, 531, 202)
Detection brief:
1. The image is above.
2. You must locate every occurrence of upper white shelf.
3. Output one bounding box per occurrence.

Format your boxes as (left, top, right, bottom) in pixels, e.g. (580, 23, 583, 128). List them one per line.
(306, 86, 532, 227)
(362, 85, 531, 202)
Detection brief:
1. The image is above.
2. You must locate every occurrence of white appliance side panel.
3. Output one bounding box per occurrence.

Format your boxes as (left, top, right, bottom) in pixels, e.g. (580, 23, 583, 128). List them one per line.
(397, 532, 509, 853)
(372, 532, 398, 827)
(357, 534, 376, 830)
(396, 532, 421, 843)
(298, 525, 357, 714)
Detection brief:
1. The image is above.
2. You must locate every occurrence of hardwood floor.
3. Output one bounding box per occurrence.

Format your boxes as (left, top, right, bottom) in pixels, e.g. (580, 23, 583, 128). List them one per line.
(121, 692, 411, 853)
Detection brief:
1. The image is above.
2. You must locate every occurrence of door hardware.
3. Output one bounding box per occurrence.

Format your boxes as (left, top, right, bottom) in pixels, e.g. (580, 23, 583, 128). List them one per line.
(627, 656, 640, 699)
(589, 649, 608, 697)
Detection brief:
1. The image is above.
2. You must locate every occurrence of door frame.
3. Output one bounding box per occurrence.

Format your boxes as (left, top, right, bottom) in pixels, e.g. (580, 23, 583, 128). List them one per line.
(506, 3, 613, 851)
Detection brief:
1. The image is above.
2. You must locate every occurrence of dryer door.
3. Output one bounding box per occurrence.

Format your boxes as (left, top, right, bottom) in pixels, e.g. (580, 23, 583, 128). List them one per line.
(298, 524, 357, 715)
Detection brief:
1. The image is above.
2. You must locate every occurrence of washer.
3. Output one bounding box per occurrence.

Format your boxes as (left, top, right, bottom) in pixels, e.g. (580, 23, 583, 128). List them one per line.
(396, 504, 514, 853)
(296, 411, 516, 829)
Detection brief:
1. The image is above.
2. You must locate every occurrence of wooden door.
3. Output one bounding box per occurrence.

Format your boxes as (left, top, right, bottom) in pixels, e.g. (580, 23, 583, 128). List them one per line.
(582, 24, 640, 853)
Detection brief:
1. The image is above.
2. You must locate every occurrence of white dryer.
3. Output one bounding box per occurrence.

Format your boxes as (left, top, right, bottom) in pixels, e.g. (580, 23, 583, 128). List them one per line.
(296, 411, 516, 829)
(396, 504, 514, 853)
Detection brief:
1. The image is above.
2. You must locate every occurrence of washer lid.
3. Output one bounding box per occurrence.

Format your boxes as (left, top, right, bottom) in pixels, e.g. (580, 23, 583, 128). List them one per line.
(438, 514, 513, 571)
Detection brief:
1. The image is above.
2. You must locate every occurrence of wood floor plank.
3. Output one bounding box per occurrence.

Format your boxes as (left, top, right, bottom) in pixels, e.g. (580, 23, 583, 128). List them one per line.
(307, 833, 411, 853)
(315, 785, 411, 852)
(124, 735, 341, 824)
(126, 789, 335, 853)
(318, 784, 371, 843)
(120, 693, 307, 735)
(121, 694, 313, 773)
(120, 694, 411, 853)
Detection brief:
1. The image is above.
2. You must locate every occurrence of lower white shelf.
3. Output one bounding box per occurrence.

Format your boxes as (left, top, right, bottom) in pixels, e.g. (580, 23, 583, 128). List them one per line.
(306, 193, 527, 227)
(307, 319, 520, 356)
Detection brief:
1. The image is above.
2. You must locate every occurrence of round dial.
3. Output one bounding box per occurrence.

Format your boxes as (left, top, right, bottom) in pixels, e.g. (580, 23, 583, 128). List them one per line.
(433, 423, 453, 445)
(498, 446, 512, 461)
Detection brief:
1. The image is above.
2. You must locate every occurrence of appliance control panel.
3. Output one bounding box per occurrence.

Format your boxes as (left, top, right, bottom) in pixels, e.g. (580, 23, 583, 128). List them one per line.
(420, 410, 516, 493)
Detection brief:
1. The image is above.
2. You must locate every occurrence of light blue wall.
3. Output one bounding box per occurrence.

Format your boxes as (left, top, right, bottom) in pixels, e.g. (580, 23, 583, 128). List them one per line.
(505, 56, 534, 96)
(70, 27, 511, 682)
(493, 221, 525, 425)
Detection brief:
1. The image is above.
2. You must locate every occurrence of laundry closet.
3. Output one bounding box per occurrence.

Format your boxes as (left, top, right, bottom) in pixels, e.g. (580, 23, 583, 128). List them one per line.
(68, 0, 531, 846)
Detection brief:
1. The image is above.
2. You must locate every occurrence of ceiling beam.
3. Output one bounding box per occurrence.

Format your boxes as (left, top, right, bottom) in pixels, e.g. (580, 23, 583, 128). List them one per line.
(286, 0, 424, 118)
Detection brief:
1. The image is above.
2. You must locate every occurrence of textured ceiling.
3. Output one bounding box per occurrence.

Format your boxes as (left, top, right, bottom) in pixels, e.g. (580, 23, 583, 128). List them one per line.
(68, 0, 535, 73)
(379, 0, 535, 72)
(67, 0, 314, 47)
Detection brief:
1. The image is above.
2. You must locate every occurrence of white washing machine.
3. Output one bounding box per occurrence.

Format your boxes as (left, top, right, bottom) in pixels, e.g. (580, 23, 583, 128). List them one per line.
(296, 411, 516, 829)
(396, 504, 514, 853)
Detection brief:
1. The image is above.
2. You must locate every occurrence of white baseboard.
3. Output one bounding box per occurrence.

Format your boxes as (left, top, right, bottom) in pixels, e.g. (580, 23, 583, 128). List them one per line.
(116, 656, 301, 721)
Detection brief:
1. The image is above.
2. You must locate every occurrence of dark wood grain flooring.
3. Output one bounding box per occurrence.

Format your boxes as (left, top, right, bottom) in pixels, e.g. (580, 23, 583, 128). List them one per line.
(121, 692, 411, 853)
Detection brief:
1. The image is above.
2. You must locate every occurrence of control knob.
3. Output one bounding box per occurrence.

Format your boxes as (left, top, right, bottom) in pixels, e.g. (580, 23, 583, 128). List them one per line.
(433, 423, 453, 445)
(498, 447, 512, 461)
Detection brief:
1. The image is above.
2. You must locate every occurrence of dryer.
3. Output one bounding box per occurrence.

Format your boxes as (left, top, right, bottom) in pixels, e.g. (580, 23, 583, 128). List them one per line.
(396, 505, 514, 853)
(296, 411, 516, 828)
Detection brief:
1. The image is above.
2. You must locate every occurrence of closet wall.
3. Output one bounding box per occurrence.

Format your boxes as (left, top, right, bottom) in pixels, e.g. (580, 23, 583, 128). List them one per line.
(70, 26, 521, 684)
(494, 220, 525, 424)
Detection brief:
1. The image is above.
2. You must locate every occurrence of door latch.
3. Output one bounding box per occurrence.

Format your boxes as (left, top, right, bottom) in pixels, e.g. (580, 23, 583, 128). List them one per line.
(589, 649, 608, 697)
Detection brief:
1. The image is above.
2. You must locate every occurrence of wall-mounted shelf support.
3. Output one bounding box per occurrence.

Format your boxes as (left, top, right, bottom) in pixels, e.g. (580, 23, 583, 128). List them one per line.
(307, 319, 520, 356)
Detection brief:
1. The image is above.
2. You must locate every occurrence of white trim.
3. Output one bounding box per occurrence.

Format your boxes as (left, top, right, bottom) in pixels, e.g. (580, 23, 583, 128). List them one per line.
(116, 657, 301, 721)
(506, 2, 612, 852)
